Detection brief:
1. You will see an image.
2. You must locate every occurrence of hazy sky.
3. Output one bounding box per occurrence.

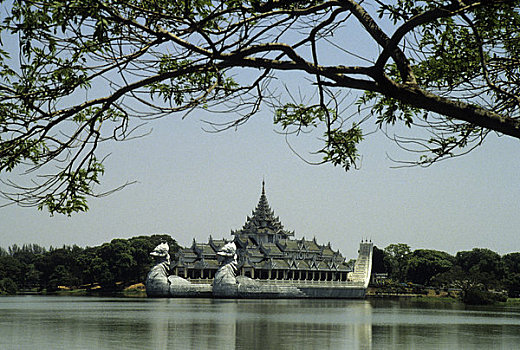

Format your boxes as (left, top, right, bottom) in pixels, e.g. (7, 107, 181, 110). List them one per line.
(1, 4, 519, 259)
(1, 108, 519, 259)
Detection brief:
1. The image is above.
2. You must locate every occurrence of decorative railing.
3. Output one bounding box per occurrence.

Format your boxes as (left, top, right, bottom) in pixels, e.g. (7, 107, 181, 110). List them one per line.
(185, 277, 365, 287)
(260, 279, 365, 287)
(187, 278, 213, 284)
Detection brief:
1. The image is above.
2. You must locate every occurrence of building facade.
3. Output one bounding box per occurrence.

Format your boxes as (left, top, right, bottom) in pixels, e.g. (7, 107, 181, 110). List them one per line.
(171, 182, 353, 282)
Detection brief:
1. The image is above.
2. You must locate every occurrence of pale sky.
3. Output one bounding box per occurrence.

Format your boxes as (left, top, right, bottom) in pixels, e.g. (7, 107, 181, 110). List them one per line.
(1, 108, 519, 258)
(1, 4, 519, 259)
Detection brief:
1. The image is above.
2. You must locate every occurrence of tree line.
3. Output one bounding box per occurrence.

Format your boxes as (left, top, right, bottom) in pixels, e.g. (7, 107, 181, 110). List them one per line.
(372, 243, 520, 304)
(2, 237, 519, 304)
(0, 235, 179, 295)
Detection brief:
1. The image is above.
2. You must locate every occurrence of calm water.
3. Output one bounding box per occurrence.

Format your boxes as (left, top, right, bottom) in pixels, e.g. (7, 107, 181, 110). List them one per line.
(1, 296, 519, 349)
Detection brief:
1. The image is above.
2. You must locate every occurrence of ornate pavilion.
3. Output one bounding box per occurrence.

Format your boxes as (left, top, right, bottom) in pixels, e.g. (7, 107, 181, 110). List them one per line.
(171, 182, 353, 282)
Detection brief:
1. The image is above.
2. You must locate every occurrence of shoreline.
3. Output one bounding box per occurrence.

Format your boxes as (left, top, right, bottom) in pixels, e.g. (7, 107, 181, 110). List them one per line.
(10, 290, 520, 307)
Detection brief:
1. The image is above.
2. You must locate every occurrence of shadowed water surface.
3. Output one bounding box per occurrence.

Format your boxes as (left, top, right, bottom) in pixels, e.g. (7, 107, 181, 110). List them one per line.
(1, 296, 519, 349)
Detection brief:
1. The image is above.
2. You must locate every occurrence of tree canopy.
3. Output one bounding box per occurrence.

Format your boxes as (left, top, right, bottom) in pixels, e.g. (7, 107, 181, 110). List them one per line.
(373, 244, 519, 301)
(1, 0, 519, 214)
(406, 249, 454, 286)
(0, 234, 179, 294)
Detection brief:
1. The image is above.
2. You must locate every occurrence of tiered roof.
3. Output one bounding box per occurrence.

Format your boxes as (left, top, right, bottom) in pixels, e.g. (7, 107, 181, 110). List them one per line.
(173, 182, 351, 273)
(232, 181, 293, 243)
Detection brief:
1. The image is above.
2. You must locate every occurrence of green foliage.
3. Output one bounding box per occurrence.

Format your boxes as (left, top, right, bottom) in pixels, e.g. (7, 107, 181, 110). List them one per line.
(462, 285, 507, 305)
(1, 0, 520, 214)
(0, 234, 180, 293)
(455, 248, 506, 288)
(274, 103, 363, 171)
(371, 246, 387, 274)
(0, 277, 18, 295)
(406, 249, 454, 285)
(35, 246, 82, 291)
(0, 256, 23, 288)
(150, 56, 238, 105)
(377, 0, 520, 94)
(76, 234, 180, 289)
(8, 244, 45, 290)
(48, 265, 80, 291)
(503, 253, 520, 274)
(383, 243, 411, 281)
(358, 89, 420, 128)
(1, 0, 244, 213)
(374, 243, 520, 304)
(38, 159, 105, 215)
(319, 126, 363, 171)
(1, 235, 520, 302)
(360, 0, 520, 164)
(274, 104, 329, 129)
(0, 139, 49, 172)
(431, 265, 465, 288)
(503, 273, 520, 298)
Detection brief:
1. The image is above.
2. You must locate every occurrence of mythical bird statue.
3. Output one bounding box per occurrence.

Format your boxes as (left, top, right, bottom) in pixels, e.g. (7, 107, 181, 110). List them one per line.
(145, 242, 171, 297)
(212, 242, 239, 297)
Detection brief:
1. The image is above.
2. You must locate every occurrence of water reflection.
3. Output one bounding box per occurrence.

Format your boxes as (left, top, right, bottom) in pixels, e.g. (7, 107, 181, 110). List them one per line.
(1, 296, 519, 350)
(144, 299, 373, 349)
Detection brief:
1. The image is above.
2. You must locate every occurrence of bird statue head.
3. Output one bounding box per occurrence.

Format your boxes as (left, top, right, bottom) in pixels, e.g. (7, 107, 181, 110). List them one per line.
(217, 242, 237, 263)
(150, 242, 170, 259)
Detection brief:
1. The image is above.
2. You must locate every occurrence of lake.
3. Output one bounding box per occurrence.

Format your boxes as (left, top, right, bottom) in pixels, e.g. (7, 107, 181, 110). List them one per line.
(1, 296, 519, 349)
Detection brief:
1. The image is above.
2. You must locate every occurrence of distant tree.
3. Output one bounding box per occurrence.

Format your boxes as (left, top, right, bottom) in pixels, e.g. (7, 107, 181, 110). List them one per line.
(88, 240, 133, 289)
(35, 246, 82, 291)
(406, 249, 454, 286)
(0, 277, 18, 295)
(462, 285, 507, 305)
(77, 247, 102, 286)
(22, 264, 41, 291)
(1, 234, 180, 291)
(77, 234, 179, 288)
(10, 244, 45, 290)
(456, 248, 506, 288)
(384, 243, 411, 282)
(48, 265, 80, 291)
(0, 255, 23, 290)
(84, 255, 114, 288)
(1, 1, 520, 214)
(371, 246, 388, 274)
(12, 245, 37, 265)
(8, 243, 47, 257)
(503, 253, 520, 274)
(503, 273, 520, 298)
(0, 247, 8, 257)
(431, 265, 466, 288)
(503, 253, 520, 297)
(128, 234, 180, 283)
